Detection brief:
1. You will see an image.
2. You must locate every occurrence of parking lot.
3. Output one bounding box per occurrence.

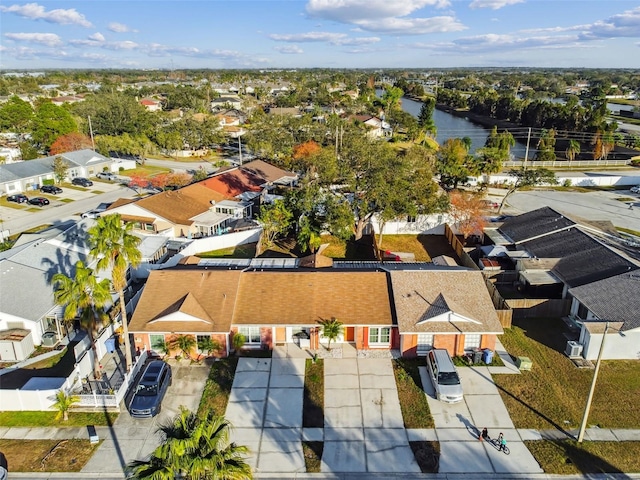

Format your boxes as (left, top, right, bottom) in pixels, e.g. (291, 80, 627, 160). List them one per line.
(1, 179, 135, 236)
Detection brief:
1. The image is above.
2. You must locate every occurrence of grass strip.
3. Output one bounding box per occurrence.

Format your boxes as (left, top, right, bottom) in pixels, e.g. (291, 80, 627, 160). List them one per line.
(0, 439, 101, 471)
(525, 440, 640, 474)
(197, 357, 238, 417)
(393, 359, 433, 428)
(302, 441, 323, 472)
(409, 441, 440, 473)
(0, 411, 118, 427)
(494, 318, 640, 430)
(303, 358, 324, 428)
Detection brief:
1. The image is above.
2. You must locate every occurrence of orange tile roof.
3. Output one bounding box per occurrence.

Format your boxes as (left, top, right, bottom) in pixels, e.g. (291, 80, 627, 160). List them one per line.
(199, 169, 264, 197)
(129, 269, 242, 334)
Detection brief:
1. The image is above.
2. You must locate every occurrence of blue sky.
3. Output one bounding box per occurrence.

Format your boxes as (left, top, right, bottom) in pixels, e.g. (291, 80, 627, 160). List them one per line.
(1, 0, 639, 70)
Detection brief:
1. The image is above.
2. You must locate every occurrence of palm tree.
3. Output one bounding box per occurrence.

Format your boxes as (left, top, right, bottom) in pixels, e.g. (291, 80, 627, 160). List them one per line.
(127, 407, 252, 480)
(89, 213, 142, 372)
(52, 389, 80, 421)
(53, 260, 111, 379)
(566, 139, 581, 163)
(197, 336, 220, 359)
(231, 332, 246, 356)
(168, 334, 197, 360)
(317, 317, 344, 351)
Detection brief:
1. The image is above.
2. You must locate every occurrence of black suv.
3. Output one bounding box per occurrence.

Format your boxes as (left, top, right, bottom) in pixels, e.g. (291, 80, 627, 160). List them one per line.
(28, 197, 50, 206)
(129, 360, 172, 418)
(40, 185, 63, 194)
(7, 194, 28, 203)
(72, 177, 93, 187)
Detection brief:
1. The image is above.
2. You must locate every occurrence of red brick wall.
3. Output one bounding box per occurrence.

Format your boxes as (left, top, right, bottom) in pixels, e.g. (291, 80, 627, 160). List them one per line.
(480, 334, 497, 351)
(391, 327, 400, 350)
(401, 334, 418, 358)
(355, 327, 368, 349)
(433, 335, 456, 357)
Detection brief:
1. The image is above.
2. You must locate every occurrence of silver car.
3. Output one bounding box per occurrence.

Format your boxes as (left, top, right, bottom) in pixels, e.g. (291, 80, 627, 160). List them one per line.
(426, 349, 464, 403)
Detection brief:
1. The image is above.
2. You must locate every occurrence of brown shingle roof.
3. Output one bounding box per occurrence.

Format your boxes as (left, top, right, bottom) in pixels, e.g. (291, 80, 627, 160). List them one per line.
(232, 270, 393, 326)
(129, 269, 242, 334)
(133, 184, 226, 225)
(240, 160, 297, 184)
(390, 270, 503, 334)
(199, 169, 264, 197)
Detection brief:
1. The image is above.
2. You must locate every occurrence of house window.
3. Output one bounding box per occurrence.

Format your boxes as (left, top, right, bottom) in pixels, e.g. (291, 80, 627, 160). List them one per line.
(145, 223, 155, 232)
(577, 303, 589, 320)
(417, 333, 434, 356)
(464, 334, 482, 350)
(369, 327, 391, 345)
(238, 326, 261, 344)
(150, 334, 165, 351)
(407, 215, 416, 223)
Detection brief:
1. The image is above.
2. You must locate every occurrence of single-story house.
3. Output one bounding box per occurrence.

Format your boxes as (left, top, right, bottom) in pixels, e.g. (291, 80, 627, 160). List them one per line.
(0, 149, 113, 195)
(567, 272, 640, 360)
(211, 96, 242, 111)
(128, 262, 503, 359)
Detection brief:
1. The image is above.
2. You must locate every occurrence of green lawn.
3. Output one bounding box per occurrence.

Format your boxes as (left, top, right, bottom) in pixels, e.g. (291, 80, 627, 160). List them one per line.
(303, 359, 324, 428)
(526, 440, 640, 474)
(0, 410, 118, 427)
(393, 359, 434, 428)
(494, 318, 640, 430)
(197, 243, 257, 258)
(197, 357, 238, 417)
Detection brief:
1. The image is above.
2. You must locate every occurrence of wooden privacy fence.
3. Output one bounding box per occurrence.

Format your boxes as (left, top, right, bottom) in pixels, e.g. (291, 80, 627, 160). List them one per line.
(506, 298, 572, 319)
(444, 224, 512, 328)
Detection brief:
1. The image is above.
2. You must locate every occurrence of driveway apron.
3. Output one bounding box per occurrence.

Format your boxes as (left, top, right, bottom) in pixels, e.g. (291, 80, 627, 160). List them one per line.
(226, 356, 306, 473)
(420, 365, 543, 474)
(322, 358, 420, 473)
(80, 364, 210, 475)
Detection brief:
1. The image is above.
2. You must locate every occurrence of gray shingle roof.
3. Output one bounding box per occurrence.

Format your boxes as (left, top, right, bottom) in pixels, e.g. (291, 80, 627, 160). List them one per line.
(0, 149, 110, 183)
(521, 227, 638, 288)
(500, 206, 575, 243)
(569, 272, 640, 331)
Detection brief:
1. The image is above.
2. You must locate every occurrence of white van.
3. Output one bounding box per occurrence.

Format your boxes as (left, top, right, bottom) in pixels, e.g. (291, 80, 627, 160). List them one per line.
(426, 349, 464, 403)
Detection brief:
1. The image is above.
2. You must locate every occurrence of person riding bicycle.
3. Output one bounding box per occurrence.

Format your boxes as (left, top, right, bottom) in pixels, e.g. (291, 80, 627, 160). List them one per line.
(498, 432, 507, 452)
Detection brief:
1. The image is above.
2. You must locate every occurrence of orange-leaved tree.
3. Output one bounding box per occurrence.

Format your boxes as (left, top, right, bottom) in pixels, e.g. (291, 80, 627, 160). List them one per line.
(449, 190, 486, 243)
(49, 132, 93, 155)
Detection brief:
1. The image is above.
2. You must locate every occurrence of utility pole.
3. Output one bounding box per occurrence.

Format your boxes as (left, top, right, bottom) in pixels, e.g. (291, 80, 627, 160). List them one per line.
(577, 321, 608, 443)
(238, 134, 243, 166)
(523, 127, 531, 169)
(88, 116, 95, 151)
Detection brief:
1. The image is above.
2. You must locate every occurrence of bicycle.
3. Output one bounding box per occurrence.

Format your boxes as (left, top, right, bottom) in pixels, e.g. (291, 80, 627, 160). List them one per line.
(490, 437, 510, 455)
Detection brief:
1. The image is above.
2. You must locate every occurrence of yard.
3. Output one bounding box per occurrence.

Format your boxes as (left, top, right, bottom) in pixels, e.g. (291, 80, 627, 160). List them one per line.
(197, 357, 238, 417)
(377, 234, 461, 263)
(393, 359, 434, 429)
(197, 243, 257, 259)
(494, 317, 640, 430)
(0, 439, 101, 472)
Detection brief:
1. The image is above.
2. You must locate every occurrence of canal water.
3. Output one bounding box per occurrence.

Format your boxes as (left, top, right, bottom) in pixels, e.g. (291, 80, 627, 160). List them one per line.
(399, 95, 530, 159)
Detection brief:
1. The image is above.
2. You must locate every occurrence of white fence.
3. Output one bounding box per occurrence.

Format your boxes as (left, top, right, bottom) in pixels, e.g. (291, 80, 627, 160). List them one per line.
(503, 159, 630, 168)
(132, 228, 262, 279)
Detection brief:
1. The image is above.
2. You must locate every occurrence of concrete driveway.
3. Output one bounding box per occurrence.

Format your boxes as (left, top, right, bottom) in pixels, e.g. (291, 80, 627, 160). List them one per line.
(80, 363, 210, 476)
(420, 365, 543, 474)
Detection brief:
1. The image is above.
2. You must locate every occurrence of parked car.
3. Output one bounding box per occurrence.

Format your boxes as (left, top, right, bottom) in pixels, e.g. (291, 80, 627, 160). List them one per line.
(96, 172, 116, 181)
(6, 194, 28, 203)
(129, 360, 172, 418)
(40, 185, 63, 194)
(28, 197, 50, 206)
(72, 177, 93, 187)
(631, 185, 640, 193)
(426, 349, 464, 404)
(81, 210, 101, 219)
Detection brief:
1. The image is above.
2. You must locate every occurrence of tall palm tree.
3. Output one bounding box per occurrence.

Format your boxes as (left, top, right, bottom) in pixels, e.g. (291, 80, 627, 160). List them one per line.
(169, 334, 197, 360)
(318, 317, 344, 351)
(89, 213, 141, 372)
(53, 260, 111, 379)
(127, 407, 252, 480)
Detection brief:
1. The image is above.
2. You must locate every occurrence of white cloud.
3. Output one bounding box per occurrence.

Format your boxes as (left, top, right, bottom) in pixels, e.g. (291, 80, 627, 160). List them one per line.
(275, 45, 304, 54)
(102, 41, 140, 51)
(108, 22, 137, 33)
(4, 32, 62, 47)
(0, 3, 92, 27)
(306, 0, 450, 23)
(469, 0, 524, 10)
(582, 6, 640, 39)
(270, 31, 380, 45)
(359, 16, 466, 34)
(88, 32, 105, 42)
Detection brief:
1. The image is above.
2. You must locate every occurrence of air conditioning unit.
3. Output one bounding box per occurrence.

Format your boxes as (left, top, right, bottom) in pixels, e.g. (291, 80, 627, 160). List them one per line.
(565, 340, 583, 358)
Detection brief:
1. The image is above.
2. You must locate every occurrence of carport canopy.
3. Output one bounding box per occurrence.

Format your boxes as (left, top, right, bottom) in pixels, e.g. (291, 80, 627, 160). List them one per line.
(520, 270, 562, 286)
